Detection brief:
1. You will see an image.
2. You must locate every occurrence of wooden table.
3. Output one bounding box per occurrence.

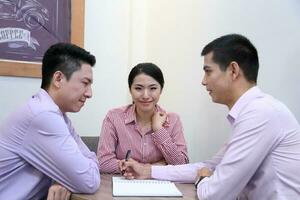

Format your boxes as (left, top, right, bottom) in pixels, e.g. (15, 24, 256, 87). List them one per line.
(71, 174, 197, 200)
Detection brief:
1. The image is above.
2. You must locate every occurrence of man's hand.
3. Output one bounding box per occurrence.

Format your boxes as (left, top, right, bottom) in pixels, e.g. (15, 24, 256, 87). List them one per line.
(196, 167, 213, 180)
(120, 158, 152, 179)
(194, 167, 213, 188)
(47, 183, 71, 200)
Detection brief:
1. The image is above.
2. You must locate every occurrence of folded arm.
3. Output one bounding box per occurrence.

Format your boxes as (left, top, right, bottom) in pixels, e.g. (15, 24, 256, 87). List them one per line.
(20, 112, 100, 193)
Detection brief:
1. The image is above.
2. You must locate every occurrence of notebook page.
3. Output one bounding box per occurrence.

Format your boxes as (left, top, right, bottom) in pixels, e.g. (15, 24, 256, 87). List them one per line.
(112, 176, 183, 197)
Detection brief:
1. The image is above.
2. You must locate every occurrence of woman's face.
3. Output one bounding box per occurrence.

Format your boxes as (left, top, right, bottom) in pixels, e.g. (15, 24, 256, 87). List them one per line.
(130, 73, 162, 114)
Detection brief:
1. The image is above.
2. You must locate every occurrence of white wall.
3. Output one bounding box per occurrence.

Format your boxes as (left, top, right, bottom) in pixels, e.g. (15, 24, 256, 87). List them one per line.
(0, 0, 299, 163)
(69, 1, 131, 135)
(130, 0, 300, 162)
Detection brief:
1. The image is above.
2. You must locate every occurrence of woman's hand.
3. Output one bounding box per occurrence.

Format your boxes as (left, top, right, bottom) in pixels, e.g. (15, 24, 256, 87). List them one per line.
(152, 111, 168, 132)
(120, 158, 152, 180)
(151, 159, 167, 166)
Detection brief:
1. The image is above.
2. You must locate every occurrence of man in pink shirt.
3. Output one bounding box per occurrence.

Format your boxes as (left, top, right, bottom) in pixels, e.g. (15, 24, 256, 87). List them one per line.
(121, 34, 300, 199)
(0, 43, 100, 199)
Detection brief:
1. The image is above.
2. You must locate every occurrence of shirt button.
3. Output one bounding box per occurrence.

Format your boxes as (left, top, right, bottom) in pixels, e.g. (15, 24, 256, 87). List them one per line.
(144, 143, 146, 145)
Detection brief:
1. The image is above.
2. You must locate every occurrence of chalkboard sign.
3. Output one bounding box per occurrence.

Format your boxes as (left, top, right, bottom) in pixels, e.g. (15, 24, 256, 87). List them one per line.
(0, 0, 85, 78)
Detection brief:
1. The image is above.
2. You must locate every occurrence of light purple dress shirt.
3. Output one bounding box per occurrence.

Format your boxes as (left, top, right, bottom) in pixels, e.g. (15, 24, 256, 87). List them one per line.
(0, 89, 100, 200)
(152, 87, 300, 200)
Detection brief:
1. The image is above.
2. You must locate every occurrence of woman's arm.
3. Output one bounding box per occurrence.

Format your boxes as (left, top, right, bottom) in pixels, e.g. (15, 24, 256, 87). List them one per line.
(151, 112, 189, 165)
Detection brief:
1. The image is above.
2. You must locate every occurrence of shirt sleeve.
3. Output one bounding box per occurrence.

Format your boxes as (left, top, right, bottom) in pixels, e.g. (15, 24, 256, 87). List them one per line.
(151, 113, 189, 165)
(66, 117, 99, 166)
(197, 105, 282, 200)
(97, 115, 120, 173)
(19, 111, 100, 193)
(151, 144, 226, 182)
(152, 163, 205, 183)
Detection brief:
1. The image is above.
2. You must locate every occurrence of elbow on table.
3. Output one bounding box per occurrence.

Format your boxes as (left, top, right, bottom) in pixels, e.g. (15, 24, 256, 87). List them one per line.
(88, 177, 101, 193)
(76, 177, 101, 194)
(99, 162, 120, 174)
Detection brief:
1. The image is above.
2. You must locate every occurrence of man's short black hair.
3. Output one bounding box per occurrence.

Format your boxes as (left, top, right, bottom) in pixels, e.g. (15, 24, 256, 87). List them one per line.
(201, 34, 259, 83)
(41, 43, 96, 90)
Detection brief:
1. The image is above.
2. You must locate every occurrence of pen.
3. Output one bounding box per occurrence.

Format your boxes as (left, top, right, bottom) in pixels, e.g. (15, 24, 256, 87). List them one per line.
(125, 149, 131, 161)
(121, 150, 131, 175)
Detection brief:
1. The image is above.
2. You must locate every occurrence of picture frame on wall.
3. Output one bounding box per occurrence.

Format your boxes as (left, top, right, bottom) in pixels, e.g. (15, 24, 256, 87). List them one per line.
(0, 0, 85, 78)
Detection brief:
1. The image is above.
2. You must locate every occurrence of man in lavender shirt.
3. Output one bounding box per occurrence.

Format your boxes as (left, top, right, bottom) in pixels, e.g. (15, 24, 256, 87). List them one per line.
(121, 34, 300, 199)
(0, 43, 100, 200)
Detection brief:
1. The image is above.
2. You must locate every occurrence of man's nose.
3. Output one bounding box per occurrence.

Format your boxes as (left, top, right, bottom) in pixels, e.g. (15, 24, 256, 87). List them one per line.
(201, 76, 207, 86)
(85, 86, 92, 98)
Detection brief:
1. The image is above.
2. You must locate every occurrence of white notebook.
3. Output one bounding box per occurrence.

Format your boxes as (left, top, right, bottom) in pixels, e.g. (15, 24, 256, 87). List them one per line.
(112, 176, 183, 197)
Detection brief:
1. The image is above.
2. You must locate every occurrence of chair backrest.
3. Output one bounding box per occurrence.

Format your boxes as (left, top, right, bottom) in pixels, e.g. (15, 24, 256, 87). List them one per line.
(81, 136, 99, 153)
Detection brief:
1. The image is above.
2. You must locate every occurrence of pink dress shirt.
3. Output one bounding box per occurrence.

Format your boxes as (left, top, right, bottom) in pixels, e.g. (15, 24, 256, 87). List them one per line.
(152, 87, 300, 200)
(97, 104, 189, 173)
(0, 89, 100, 200)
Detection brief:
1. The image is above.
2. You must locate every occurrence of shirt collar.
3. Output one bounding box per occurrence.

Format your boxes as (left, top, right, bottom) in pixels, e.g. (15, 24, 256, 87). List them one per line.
(227, 86, 264, 124)
(35, 88, 63, 115)
(124, 104, 136, 124)
(124, 104, 166, 125)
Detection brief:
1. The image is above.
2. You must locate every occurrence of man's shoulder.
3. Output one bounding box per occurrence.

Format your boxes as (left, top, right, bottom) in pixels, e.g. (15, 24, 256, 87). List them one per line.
(247, 94, 284, 113)
(7, 93, 63, 130)
(3, 94, 57, 126)
(0, 95, 64, 145)
(240, 94, 293, 124)
(28, 92, 60, 116)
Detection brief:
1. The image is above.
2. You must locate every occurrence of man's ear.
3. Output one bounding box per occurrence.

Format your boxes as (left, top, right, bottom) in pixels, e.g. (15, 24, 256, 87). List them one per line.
(228, 61, 240, 80)
(52, 71, 65, 88)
